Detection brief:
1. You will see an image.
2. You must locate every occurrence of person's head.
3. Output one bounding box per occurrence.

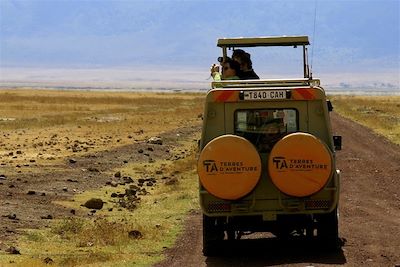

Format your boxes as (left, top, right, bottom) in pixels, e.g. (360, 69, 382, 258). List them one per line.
(232, 49, 253, 71)
(222, 58, 241, 79)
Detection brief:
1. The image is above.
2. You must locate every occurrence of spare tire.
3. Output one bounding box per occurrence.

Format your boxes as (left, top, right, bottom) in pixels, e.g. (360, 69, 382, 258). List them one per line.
(198, 135, 261, 200)
(268, 132, 333, 197)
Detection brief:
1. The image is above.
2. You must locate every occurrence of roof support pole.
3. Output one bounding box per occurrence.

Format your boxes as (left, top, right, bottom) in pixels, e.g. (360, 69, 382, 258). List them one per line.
(222, 47, 227, 61)
(303, 45, 307, 78)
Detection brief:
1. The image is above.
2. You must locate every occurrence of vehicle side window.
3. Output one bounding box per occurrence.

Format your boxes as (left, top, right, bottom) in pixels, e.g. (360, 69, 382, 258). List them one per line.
(234, 109, 298, 152)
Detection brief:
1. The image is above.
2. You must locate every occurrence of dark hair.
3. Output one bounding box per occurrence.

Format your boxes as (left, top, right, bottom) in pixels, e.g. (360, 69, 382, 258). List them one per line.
(224, 57, 241, 75)
(232, 49, 253, 69)
(232, 49, 247, 58)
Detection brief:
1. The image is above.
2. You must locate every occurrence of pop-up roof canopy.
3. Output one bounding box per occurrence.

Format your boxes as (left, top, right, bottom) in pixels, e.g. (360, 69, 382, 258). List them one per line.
(217, 36, 309, 48)
(216, 35, 312, 79)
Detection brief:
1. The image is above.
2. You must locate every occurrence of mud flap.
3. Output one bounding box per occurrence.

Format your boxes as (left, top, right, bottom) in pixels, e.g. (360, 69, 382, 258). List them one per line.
(202, 215, 224, 256)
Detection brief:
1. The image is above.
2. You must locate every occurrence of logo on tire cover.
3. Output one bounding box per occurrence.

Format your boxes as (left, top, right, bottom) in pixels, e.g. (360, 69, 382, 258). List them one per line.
(272, 157, 328, 172)
(202, 159, 258, 175)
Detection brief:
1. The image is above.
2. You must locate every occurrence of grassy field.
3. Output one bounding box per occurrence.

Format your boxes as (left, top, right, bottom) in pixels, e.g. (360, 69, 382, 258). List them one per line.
(6, 147, 199, 266)
(0, 89, 204, 266)
(329, 95, 400, 145)
(1, 90, 398, 266)
(0, 89, 204, 165)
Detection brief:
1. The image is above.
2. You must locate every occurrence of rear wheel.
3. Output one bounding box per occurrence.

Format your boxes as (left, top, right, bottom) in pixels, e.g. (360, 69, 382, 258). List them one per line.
(202, 215, 224, 256)
(317, 207, 339, 249)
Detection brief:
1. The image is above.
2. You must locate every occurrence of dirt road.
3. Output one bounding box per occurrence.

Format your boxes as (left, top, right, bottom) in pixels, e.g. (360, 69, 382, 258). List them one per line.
(155, 113, 400, 267)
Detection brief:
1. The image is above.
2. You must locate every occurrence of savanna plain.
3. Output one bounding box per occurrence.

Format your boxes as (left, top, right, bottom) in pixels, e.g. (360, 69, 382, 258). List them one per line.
(0, 89, 399, 266)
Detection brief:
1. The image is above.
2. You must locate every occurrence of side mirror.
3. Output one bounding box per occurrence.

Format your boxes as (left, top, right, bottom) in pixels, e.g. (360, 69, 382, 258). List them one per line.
(333, 136, 342, 150)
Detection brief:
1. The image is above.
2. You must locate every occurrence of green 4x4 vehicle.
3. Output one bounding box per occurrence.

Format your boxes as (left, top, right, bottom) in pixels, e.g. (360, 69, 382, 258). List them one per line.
(197, 36, 342, 256)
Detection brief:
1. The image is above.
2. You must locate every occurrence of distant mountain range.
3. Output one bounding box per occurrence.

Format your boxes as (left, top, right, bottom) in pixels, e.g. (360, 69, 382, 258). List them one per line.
(0, 67, 398, 95)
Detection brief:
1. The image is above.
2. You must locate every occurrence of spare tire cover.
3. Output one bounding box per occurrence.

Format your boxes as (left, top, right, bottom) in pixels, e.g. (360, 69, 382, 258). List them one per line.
(268, 132, 333, 197)
(198, 135, 261, 200)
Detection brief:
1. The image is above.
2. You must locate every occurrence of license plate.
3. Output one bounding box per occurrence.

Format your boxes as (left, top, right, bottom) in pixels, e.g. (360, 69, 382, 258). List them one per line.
(243, 90, 287, 100)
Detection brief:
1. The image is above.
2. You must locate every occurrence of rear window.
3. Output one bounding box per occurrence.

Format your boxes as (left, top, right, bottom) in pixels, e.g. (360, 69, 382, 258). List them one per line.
(234, 109, 298, 152)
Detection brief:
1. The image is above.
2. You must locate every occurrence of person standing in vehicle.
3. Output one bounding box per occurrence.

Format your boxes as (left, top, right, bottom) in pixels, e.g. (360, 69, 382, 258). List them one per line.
(210, 57, 241, 81)
(232, 49, 260, 79)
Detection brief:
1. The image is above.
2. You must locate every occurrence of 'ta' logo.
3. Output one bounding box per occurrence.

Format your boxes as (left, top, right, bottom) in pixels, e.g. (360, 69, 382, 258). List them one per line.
(272, 157, 288, 169)
(203, 160, 218, 172)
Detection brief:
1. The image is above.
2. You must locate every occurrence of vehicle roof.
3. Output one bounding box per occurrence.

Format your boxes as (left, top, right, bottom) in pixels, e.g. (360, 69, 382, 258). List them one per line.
(217, 36, 309, 48)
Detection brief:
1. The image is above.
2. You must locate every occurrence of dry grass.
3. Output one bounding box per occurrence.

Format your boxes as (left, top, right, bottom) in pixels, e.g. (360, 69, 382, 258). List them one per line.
(7, 141, 199, 267)
(329, 95, 400, 145)
(0, 89, 204, 166)
(0, 89, 202, 266)
(0, 89, 203, 129)
(2, 89, 397, 266)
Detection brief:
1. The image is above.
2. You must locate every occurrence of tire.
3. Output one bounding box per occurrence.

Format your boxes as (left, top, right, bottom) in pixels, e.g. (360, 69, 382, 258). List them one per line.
(317, 207, 339, 249)
(202, 215, 224, 256)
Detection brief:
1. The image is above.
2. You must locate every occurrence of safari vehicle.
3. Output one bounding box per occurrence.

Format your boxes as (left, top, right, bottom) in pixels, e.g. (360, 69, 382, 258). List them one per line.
(197, 36, 342, 256)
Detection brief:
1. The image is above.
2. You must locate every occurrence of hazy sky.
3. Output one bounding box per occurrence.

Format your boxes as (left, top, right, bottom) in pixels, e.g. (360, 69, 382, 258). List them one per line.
(0, 0, 399, 90)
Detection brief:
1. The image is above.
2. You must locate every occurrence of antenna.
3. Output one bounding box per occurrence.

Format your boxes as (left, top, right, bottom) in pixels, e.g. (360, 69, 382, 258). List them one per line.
(310, 0, 318, 79)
